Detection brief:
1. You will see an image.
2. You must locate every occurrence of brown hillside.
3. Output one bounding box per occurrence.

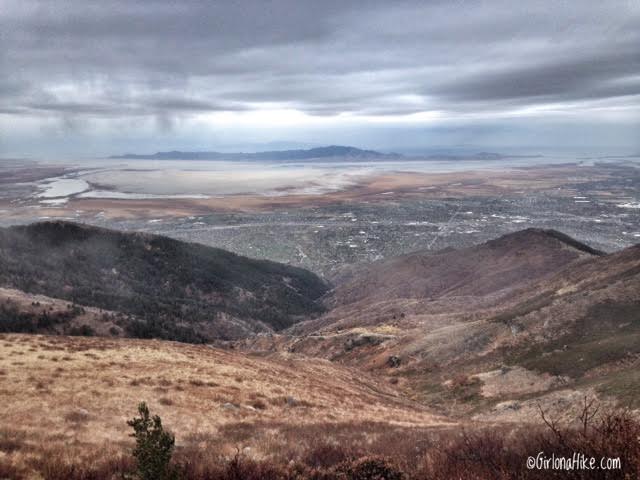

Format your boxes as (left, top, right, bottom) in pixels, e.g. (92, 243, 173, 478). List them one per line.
(242, 234, 639, 419)
(292, 228, 601, 335)
(0, 333, 447, 475)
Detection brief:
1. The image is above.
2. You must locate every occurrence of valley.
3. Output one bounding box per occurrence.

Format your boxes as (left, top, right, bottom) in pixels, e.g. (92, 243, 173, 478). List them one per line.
(1, 222, 638, 417)
(0, 219, 639, 477)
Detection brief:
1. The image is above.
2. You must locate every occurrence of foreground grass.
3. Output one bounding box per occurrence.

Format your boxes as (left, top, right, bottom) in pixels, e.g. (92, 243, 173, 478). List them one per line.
(1, 404, 638, 479)
(1, 334, 639, 479)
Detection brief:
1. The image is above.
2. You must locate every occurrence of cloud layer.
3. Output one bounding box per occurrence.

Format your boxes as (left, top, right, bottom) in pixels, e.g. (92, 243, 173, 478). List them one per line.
(1, 0, 639, 155)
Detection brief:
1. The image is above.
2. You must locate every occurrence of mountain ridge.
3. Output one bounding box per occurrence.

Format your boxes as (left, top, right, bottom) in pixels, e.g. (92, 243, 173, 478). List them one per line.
(108, 146, 542, 162)
(319, 227, 603, 316)
(0, 221, 328, 341)
(109, 145, 401, 161)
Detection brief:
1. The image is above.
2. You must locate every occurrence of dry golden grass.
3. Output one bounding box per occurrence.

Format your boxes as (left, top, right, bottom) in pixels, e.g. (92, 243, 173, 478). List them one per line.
(0, 333, 447, 476)
(1, 334, 638, 479)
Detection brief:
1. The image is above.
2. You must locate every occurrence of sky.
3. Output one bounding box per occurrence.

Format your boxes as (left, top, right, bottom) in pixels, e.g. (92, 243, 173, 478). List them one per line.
(1, 0, 639, 158)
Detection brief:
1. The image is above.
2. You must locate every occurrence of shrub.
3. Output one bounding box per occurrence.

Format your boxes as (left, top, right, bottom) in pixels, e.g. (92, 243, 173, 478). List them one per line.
(63, 409, 91, 424)
(68, 324, 95, 336)
(127, 402, 177, 480)
(0, 460, 24, 480)
(337, 456, 403, 480)
(224, 453, 291, 480)
(0, 429, 26, 453)
(304, 443, 354, 470)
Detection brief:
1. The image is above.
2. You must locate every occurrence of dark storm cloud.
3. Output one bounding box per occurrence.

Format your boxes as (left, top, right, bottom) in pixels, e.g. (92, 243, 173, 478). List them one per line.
(429, 41, 640, 104)
(1, 0, 639, 124)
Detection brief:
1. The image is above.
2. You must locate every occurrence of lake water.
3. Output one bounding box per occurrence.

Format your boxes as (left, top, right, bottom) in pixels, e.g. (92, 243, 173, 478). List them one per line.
(31, 155, 637, 201)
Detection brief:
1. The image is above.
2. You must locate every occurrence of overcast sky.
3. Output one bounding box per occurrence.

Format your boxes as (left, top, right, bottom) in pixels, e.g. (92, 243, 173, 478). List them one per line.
(1, 0, 639, 157)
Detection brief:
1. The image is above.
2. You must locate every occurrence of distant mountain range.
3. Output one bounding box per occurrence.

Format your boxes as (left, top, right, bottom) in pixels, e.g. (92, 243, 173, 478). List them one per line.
(109, 145, 402, 161)
(420, 151, 543, 161)
(109, 145, 542, 161)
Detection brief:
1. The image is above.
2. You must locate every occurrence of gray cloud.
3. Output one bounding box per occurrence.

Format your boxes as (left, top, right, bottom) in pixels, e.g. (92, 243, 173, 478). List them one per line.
(429, 41, 640, 104)
(1, 0, 639, 154)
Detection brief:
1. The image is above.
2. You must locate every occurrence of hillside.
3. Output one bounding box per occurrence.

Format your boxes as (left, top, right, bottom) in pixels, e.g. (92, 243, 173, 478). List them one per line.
(0, 333, 445, 477)
(294, 228, 602, 334)
(0, 221, 328, 341)
(240, 231, 640, 418)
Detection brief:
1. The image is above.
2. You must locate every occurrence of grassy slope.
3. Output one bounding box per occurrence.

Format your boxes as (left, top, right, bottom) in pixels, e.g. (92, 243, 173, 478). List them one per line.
(0, 333, 445, 476)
